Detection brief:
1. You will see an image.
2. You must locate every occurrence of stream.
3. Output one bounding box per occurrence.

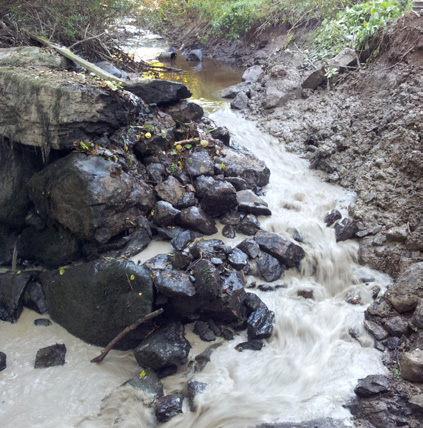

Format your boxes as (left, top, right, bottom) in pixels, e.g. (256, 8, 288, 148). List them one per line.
(0, 28, 391, 428)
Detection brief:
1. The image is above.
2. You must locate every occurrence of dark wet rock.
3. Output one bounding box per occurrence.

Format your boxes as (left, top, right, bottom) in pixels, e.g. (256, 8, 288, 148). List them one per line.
(386, 336, 401, 351)
(193, 175, 216, 198)
(115, 226, 152, 259)
(143, 253, 172, 272)
(157, 366, 178, 379)
(154, 271, 196, 298)
(190, 239, 227, 260)
(0, 272, 32, 322)
(201, 272, 247, 324)
(222, 225, 236, 238)
(244, 293, 268, 315)
(185, 150, 214, 177)
(0, 352, 6, 371)
(193, 260, 221, 301)
(221, 210, 241, 226)
(34, 318, 51, 327)
(123, 367, 164, 399)
(354, 375, 390, 397)
(400, 349, 423, 382)
(247, 308, 275, 340)
(210, 126, 230, 145)
(385, 262, 423, 313)
(126, 78, 191, 105)
(225, 177, 248, 191)
(28, 153, 155, 245)
(154, 393, 184, 423)
(216, 146, 270, 189)
(292, 229, 304, 243)
(201, 181, 237, 218)
(41, 259, 154, 349)
(219, 82, 251, 99)
(153, 201, 180, 227)
(165, 100, 204, 123)
(18, 225, 81, 269)
(364, 320, 389, 341)
(259, 284, 282, 292)
(194, 343, 222, 372)
(134, 133, 172, 158)
(34, 343, 66, 368)
(257, 252, 284, 282)
(153, 225, 185, 241)
(231, 92, 249, 110)
(236, 190, 271, 216)
(242, 65, 263, 83)
(175, 191, 196, 209)
(346, 288, 361, 305)
(188, 381, 207, 412)
(0, 224, 19, 266)
(366, 299, 397, 319)
(23, 279, 48, 315)
(186, 49, 202, 61)
(255, 230, 305, 269)
(208, 319, 222, 337)
(324, 209, 342, 227)
(237, 239, 261, 259)
(228, 248, 249, 270)
(193, 320, 216, 342)
(222, 328, 234, 340)
(171, 230, 196, 251)
(147, 163, 167, 184)
(155, 176, 186, 207)
(255, 418, 349, 428)
(335, 218, 359, 242)
(170, 251, 193, 271)
(134, 322, 190, 371)
(297, 289, 314, 299)
(384, 316, 409, 337)
(355, 270, 376, 283)
(412, 301, 423, 329)
(238, 215, 261, 236)
(235, 339, 264, 352)
(177, 206, 218, 235)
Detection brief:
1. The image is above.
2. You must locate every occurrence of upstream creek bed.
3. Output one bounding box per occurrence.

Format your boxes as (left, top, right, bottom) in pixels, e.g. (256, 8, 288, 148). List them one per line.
(0, 28, 396, 428)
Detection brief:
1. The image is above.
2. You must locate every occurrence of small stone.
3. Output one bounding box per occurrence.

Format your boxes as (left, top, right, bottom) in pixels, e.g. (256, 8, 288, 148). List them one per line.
(187, 381, 207, 412)
(364, 320, 388, 341)
(194, 344, 222, 372)
(34, 344, 66, 368)
(228, 248, 248, 270)
(237, 239, 260, 259)
(335, 218, 359, 242)
(346, 288, 361, 305)
(386, 336, 401, 350)
(298, 289, 314, 299)
(400, 349, 423, 382)
(257, 252, 284, 282)
(154, 393, 183, 423)
(221, 328, 234, 341)
(324, 210, 342, 227)
(354, 375, 390, 397)
(408, 394, 423, 411)
(412, 301, 423, 329)
(384, 316, 409, 338)
(123, 367, 164, 399)
(34, 319, 52, 327)
(193, 321, 216, 342)
(222, 225, 236, 239)
(235, 339, 264, 352)
(238, 214, 261, 235)
(247, 308, 275, 340)
(0, 352, 6, 371)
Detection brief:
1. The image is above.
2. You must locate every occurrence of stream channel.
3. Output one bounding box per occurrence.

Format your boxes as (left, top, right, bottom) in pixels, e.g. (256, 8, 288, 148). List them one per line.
(0, 28, 391, 428)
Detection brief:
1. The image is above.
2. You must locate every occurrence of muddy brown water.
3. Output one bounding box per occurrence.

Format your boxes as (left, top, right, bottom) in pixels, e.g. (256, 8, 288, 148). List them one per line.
(0, 28, 391, 428)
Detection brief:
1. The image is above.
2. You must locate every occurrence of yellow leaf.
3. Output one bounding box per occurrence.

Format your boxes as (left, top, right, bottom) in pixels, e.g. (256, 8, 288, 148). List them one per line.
(200, 140, 208, 148)
(139, 370, 146, 379)
(59, 268, 65, 275)
(130, 275, 135, 281)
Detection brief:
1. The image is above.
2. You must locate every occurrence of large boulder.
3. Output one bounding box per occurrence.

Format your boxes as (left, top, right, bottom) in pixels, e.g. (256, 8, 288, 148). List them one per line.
(40, 259, 154, 348)
(28, 153, 155, 244)
(0, 67, 142, 150)
(0, 46, 70, 69)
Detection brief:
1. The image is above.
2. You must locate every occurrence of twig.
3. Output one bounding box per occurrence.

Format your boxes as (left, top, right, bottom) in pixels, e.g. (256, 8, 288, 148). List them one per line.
(174, 138, 200, 145)
(69, 31, 107, 50)
(90, 308, 164, 363)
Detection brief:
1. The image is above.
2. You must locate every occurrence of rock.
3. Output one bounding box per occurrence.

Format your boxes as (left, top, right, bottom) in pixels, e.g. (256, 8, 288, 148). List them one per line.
(34, 344, 66, 368)
(354, 375, 390, 397)
(254, 418, 349, 428)
(194, 175, 216, 198)
(235, 339, 264, 352)
(193, 260, 221, 301)
(176, 191, 196, 209)
(201, 181, 237, 217)
(355, 270, 376, 283)
(230, 92, 249, 110)
(194, 343, 222, 372)
(153, 201, 181, 227)
(225, 177, 248, 191)
(125, 78, 191, 105)
(18, 225, 81, 269)
(219, 82, 251, 99)
(263, 67, 301, 109)
(228, 248, 249, 270)
(385, 262, 423, 312)
(244, 293, 268, 314)
(346, 288, 361, 305)
(257, 252, 284, 282)
(165, 101, 204, 123)
(155, 176, 186, 207)
(0, 67, 141, 150)
(302, 69, 326, 90)
(236, 190, 271, 216)
(177, 206, 218, 235)
(324, 209, 342, 227)
(185, 149, 214, 177)
(134, 322, 190, 371)
(134, 133, 173, 158)
(386, 336, 401, 350)
(238, 214, 261, 235)
(237, 239, 261, 259)
(41, 259, 154, 348)
(0, 272, 32, 322)
(210, 126, 230, 145)
(34, 319, 51, 327)
(384, 316, 409, 337)
(221, 210, 241, 226)
(28, 153, 155, 245)
(188, 381, 207, 411)
(193, 320, 216, 342)
(0, 225, 19, 266)
(95, 61, 127, 79)
(242, 65, 263, 83)
(22, 278, 47, 315)
(171, 230, 195, 251)
(186, 49, 202, 61)
(143, 254, 173, 273)
(408, 394, 423, 412)
(247, 308, 275, 340)
(400, 349, 423, 382)
(386, 225, 408, 242)
(255, 230, 305, 268)
(123, 367, 164, 400)
(0, 352, 6, 371)
(154, 393, 184, 423)
(222, 225, 236, 238)
(335, 218, 359, 242)
(154, 271, 196, 298)
(364, 320, 389, 341)
(412, 301, 423, 329)
(297, 289, 314, 299)
(0, 46, 70, 69)
(147, 163, 167, 184)
(216, 146, 270, 189)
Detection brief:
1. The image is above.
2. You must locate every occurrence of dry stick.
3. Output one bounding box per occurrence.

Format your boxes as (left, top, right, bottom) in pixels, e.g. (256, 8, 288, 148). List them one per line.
(90, 308, 164, 363)
(69, 31, 107, 50)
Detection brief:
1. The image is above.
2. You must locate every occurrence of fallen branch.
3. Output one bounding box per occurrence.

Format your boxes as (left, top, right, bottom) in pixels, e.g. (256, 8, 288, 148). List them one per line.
(173, 138, 200, 145)
(68, 31, 107, 50)
(90, 308, 164, 363)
